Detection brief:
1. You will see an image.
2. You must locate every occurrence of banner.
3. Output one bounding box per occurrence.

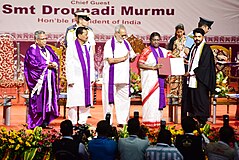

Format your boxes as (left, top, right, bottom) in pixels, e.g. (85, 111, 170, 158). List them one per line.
(0, 0, 239, 43)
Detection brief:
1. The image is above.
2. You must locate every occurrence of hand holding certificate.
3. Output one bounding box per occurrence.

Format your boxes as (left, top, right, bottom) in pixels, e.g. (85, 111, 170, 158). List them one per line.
(158, 58, 185, 75)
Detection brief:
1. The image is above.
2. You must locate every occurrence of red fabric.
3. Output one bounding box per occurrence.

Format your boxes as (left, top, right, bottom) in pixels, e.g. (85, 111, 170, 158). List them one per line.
(142, 81, 159, 105)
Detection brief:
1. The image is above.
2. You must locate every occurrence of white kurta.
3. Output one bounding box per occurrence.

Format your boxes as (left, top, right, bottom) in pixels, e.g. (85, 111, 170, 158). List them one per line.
(102, 37, 136, 124)
(65, 41, 94, 125)
(66, 42, 94, 107)
(139, 46, 168, 127)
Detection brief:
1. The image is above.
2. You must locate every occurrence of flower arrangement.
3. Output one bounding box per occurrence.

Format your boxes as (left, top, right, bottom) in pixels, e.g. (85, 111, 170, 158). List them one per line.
(1, 123, 238, 159)
(0, 126, 61, 160)
(130, 70, 141, 95)
(215, 71, 233, 96)
(118, 123, 239, 145)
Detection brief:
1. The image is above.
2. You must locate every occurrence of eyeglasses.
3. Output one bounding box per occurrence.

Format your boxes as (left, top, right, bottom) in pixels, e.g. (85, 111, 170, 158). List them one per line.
(38, 38, 47, 40)
(120, 34, 127, 38)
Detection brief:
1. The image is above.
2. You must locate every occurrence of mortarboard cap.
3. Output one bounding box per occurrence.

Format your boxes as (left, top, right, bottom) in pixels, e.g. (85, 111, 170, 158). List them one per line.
(199, 17, 214, 29)
(75, 10, 91, 21)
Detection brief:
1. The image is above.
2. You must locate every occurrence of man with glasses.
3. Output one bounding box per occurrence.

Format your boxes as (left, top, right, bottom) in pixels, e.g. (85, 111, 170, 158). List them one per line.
(102, 24, 136, 127)
(24, 30, 59, 129)
(65, 10, 95, 54)
(138, 32, 170, 127)
(66, 27, 95, 126)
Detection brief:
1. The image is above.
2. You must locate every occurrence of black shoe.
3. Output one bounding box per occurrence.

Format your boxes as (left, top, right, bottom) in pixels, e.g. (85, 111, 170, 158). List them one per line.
(90, 106, 95, 108)
(40, 122, 47, 128)
(40, 121, 53, 129)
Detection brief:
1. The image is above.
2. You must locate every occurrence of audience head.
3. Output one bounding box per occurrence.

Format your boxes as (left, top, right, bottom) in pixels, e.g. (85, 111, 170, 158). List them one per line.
(219, 125, 235, 144)
(157, 129, 172, 145)
(149, 32, 161, 48)
(60, 120, 73, 136)
(96, 120, 112, 137)
(181, 116, 197, 133)
(127, 118, 140, 135)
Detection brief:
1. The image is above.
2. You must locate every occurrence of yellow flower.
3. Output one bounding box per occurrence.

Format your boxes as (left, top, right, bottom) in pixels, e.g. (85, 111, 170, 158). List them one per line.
(9, 145, 14, 149)
(17, 137, 23, 144)
(9, 139, 15, 144)
(15, 144, 21, 150)
(25, 141, 31, 147)
(193, 130, 199, 136)
(26, 129, 33, 135)
(170, 130, 176, 135)
(177, 130, 184, 135)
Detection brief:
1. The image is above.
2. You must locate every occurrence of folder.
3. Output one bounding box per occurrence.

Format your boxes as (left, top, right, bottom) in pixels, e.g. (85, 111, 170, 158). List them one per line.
(158, 58, 185, 75)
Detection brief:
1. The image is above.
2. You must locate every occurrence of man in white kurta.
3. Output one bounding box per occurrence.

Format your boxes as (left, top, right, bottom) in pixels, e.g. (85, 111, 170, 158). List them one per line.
(66, 27, 95, 125)
(138, 32, 169, 127)
(65, 11, 96, 119)
(102, 24, 136, 126)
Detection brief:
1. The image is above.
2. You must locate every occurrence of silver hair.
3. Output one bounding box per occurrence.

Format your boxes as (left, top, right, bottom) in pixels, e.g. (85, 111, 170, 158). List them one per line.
(114, 24, 126, 33)
(34, 30, 45, 40)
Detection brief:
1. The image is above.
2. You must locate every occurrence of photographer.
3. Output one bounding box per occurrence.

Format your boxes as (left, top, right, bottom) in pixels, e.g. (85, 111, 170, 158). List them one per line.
(146, 120, 183, 160)
(73, 124, 92, 145)
(88, 120, 118, 160)
(118, 118, 149, 160)
(206, 116, 239, 160)
(175, 116, 205, 160)
(52, 120, 89, 160)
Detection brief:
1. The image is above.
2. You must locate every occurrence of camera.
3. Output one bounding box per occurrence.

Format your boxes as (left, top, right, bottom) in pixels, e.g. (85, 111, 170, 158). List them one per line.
(73, 125, 91, 145)
(134, 110, 139, 119)
(161, 119, 166, 130)
(223, 115, 229, 126)
(105, 112, 111, 125)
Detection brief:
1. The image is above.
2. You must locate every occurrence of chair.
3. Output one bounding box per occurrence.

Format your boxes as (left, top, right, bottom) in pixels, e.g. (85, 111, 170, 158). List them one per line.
(55, 150, 78, 160)
(126, 35, 146, 104)
(0, 34, 24, 126)
(127, 34, 146, 74)
(210, 45, 239, 123)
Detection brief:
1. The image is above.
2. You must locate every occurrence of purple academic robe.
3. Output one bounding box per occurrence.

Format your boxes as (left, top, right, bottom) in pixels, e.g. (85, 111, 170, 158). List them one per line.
(24, 44, 59, 129)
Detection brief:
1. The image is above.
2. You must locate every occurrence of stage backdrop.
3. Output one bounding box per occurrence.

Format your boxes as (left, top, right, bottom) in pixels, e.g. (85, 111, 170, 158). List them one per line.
(0, 0, 239, 43)
(0, 0, 239, 78)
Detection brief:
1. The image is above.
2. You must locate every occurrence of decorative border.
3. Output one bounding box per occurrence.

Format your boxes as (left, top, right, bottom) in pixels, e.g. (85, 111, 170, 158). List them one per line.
(0, 32, 239, 44)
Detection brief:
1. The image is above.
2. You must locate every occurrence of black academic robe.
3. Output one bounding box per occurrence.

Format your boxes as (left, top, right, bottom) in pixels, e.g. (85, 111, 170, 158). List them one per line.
(182, 43, 216, 120)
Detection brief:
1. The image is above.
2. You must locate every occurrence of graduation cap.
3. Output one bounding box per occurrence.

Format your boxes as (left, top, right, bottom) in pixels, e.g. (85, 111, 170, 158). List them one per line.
(74, 10, 91, 21)
(199, 17, 214, 29)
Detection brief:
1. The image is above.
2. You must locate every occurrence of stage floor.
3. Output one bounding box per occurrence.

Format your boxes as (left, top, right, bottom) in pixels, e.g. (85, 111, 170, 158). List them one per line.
(0, 97, 238, 131)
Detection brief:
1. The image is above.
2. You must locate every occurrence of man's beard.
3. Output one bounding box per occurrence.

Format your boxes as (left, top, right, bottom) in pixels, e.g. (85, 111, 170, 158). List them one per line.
(195, 40, 201, 46)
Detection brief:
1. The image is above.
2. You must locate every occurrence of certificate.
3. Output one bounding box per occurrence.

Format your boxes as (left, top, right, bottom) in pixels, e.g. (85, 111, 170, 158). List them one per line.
(158, 58, 185, 75)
